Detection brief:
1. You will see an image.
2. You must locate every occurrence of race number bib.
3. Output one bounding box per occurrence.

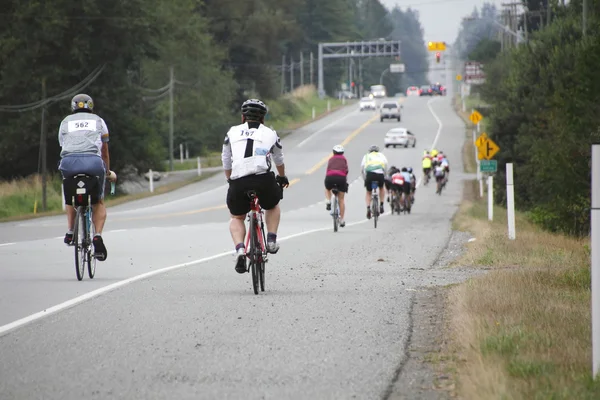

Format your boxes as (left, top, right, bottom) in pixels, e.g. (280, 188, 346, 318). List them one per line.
(67, 120, 96, 132)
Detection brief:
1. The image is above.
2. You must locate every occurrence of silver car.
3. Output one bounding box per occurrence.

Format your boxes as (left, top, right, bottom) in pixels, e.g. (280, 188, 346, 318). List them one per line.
(384, 128, 416, 148)
(359, 97, 377, 111)
(380, 101, 402, 122)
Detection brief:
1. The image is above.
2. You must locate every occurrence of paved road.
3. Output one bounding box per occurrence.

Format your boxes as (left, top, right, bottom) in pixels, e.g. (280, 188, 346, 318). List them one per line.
(0, 86, 468, 399)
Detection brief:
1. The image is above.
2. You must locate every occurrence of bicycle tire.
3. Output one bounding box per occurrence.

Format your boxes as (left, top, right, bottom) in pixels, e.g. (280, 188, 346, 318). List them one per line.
(250, 215, 259, 295)
(258, 219, 266, 292)
(87, 209, 96, 279)
(373, 195, 379, 228)
(332, 195, 338, 232)
(74, 207, 85, 281)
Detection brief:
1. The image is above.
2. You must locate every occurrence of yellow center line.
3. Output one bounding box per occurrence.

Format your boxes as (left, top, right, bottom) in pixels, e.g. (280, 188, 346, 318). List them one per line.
(304, 113, 380, 175)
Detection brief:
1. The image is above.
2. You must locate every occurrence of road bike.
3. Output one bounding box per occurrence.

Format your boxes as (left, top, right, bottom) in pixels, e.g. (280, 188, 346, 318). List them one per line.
(244, 190, 268, 295)
(436, 174, 447, 195)
(371, 181, 380, 228)
(66, 174, 116, 281)
(401, 190, 412, 214)
(330, 185, 341, 232)
(423, 169, 431, 186)
(390, 188, 401, 215)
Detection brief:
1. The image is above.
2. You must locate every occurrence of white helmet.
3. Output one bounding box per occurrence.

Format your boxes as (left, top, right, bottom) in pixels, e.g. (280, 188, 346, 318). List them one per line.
(332, 145, 344, 154)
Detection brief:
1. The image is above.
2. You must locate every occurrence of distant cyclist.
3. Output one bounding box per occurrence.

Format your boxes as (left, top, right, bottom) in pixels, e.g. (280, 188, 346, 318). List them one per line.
(324, 144, 348, 227)
(222, 99, 289, 274)
(58, 94, 116, 261)
(361, 145, 388, 219)
(407, 167, 417, 203)
(422, 152, 432, 184)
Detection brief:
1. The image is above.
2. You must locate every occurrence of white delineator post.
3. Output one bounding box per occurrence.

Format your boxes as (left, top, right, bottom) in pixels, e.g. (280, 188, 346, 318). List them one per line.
(149, 169, 154, 193)
(487, 175, 493, 221)
(592, 144, 600, 378)
(312, 107, 316, 120)
(179, 143, 184, 163)
(327, 100, 331, 112)
(197, 157, 202, 176)
(506, 163, 516, 240)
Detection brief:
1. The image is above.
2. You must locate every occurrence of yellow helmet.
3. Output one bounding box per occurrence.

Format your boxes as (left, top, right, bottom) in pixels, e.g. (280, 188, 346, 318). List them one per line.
(431, 149, 438, 157)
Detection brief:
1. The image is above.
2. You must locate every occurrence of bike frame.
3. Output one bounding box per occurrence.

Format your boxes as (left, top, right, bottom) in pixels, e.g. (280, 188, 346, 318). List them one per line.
(244, 195, 267, 259)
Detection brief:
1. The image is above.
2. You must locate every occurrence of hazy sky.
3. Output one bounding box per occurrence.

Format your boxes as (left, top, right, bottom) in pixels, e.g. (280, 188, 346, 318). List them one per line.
(380, 0, 505, 43)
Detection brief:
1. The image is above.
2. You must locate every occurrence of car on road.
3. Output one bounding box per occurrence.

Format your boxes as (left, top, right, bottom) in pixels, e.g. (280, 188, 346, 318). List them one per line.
(359, 96, 377, 111)
(406, 86, 420, 96)
(430, 83, 446, 96)
(419, 85, 433, 96)
(384, 128, 416, 148)
(379, 101, 402, 122)
(370, 84, 387, 98)
(337, 90, 356, 99)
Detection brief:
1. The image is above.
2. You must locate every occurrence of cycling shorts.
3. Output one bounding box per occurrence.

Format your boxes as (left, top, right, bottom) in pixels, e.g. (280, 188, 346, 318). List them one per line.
(227, 172, 281, 216)
(364, 172, 385, 190)
(324, 176, 348, 193)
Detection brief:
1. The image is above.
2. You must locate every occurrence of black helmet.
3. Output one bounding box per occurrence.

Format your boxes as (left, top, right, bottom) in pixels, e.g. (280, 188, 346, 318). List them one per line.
(401, 167, 407, 172)
(368, 145, 379, 153)
(241, 98, 268, 121)
(71, 94, 94, 113)
(389, 166, 399, 174)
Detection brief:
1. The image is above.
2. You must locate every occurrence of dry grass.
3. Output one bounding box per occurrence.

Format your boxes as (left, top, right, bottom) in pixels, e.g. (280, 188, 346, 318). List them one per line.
(0, 174, 63, 218)
(452, 95, 477, 174)
(444, 181, 598, 399)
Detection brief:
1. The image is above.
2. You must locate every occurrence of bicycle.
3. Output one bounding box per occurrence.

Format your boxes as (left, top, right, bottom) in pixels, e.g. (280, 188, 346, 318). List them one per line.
(66, 174, 116, 281)
(330, 185, 341, 232)
(244, 190, 268, 295)
(370, 181, 380, 228)
(390, 188, 401, 215)
(423, 169, 431, 186)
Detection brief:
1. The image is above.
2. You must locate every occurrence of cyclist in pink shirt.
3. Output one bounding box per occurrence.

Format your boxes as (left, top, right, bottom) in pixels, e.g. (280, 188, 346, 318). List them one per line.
(324, 145, 349, 227)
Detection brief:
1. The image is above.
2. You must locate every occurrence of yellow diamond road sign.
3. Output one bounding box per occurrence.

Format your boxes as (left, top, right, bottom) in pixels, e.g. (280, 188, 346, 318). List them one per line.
(477, 137, 500, 160)
(469, 110, 483, 125)
(456, 74, 462, 81)
(475, 132, 489, 148)
(427, 41, 446, 51)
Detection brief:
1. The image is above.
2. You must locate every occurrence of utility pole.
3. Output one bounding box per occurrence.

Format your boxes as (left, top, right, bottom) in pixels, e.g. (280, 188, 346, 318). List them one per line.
(290, 56, 294, 92)
(309, 52, 314, 86)
(281, 55, 286, 94)
(584, 0, 588, 36)
(169, 66, 174, 172)
(300, 52, 304, 87)
(40, 78, 48, 211)
(358, 59, 363, 97)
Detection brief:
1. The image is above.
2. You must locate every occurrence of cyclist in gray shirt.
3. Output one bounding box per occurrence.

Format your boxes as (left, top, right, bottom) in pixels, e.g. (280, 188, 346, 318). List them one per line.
(58, 94, 116, 261)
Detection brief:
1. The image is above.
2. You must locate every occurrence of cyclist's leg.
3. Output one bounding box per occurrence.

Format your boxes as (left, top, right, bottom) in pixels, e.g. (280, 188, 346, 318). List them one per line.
(256, 173, 283, 253)
(377, 174, 385, 213)
(324, 177, 333, 210)
(364, 173, 374, 218)
(339, 178, 348, 225)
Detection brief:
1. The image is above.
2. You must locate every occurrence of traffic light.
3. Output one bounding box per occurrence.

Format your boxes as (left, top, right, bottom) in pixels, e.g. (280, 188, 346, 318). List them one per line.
(435, 52, 441, 63)
(351, 81, 355, 87)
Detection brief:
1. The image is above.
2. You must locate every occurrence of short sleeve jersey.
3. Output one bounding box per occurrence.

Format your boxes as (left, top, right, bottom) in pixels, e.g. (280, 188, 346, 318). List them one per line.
(58, 112, 109, 157)
(221, 122, 284, 180)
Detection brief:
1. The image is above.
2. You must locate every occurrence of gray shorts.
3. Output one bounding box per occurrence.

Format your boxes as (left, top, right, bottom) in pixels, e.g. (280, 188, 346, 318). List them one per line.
(59, 154, 106, 199)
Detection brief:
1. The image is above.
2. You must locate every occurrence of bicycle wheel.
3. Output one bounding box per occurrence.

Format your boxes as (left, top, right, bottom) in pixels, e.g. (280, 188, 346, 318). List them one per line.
(249, 216, 259, 295)
(258, 220, 266, 292)
(87, 209, 96, 279)
(373, 195, 379, 228)
(74, 207, 85, 281)
(332, 194, 338, 232)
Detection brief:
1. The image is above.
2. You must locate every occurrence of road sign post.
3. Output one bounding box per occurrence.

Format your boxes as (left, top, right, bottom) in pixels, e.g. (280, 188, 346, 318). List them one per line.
(488, 175, 494, 221)
(592, 144, 600, 378)
(506, 163, 516, 240)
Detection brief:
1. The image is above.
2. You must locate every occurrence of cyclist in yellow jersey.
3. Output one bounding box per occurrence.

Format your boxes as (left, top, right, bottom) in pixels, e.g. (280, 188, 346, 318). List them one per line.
(422, 153, 432, 183)
(361, 145, 388, 219)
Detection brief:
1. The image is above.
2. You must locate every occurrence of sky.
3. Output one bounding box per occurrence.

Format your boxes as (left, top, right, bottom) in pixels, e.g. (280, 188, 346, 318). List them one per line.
(380, 0, 505, 44)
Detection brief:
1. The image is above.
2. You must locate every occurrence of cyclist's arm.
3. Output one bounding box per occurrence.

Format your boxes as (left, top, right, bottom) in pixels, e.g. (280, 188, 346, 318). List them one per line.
(271, 135, 285, 177)
(100, 119, 110, 171)
(222, 134, 232, 180)
(360, 155, 366, 179)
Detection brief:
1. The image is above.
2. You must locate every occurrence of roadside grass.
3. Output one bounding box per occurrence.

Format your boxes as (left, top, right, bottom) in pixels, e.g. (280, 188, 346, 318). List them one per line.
(452, 94, 477, 174)
(160, 151, 221, 172)
(443, 182, 596, 399)
(0, 171, 218, 223)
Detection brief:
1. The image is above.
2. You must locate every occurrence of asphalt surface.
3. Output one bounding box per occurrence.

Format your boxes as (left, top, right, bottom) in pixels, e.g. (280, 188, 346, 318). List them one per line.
(0, 77, 469, 399)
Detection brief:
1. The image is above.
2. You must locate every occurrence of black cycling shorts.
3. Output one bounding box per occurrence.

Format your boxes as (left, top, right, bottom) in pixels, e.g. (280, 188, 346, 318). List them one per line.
(324, 176, 348, 193)
(364, 172, 385, 190)
(402, 182, 412, 194)
(227, 172, 282, 216)
(423, 167, 431, 175)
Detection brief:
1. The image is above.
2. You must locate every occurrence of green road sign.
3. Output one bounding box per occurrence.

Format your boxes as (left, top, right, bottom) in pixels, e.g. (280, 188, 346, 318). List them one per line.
(480, 159, 497, 173)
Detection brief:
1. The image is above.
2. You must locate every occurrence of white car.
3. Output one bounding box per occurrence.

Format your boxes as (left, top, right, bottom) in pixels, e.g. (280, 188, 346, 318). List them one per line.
(406, 86, 420, 96)
(384, 128, 416, 148)
(359, 97, 377, 111)
(380, 101, 402, 122)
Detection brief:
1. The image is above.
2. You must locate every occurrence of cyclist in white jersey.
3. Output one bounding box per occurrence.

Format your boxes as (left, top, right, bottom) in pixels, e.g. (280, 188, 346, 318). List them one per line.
(222, 99, 290, 274)
(57, 94, 116, 261)
(360, 145, 388, 219)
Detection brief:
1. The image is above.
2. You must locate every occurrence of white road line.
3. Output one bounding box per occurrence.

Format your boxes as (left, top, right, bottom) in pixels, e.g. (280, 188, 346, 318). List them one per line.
(0, 243, 15, 247)
(108, 229, 127, 233)
(296, 110, 357, 148)
(0, 209, 393, 337)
